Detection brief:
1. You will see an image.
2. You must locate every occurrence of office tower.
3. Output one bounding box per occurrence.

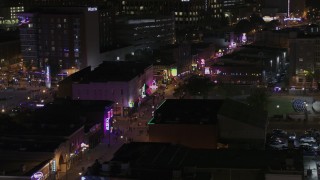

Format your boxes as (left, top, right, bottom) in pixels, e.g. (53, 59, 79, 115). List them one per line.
(18, 7, 100, 76)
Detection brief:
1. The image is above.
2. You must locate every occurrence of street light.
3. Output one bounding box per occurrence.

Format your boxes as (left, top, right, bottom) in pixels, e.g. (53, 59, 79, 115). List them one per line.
(116, 102, 119, 116)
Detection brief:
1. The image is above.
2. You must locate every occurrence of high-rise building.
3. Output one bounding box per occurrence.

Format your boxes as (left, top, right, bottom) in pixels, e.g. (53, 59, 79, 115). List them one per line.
(119, 0, 223, 31)
(19, 0, 116, 52)
(114, 15, 175, 48)
(18, 7, 100, 75)
(264, 0, 305, 17)
(288, 32, 320, 89)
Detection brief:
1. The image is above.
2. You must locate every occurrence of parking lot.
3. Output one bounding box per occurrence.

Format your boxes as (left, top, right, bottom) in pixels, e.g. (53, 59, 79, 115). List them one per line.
(266, 128, 320, 179)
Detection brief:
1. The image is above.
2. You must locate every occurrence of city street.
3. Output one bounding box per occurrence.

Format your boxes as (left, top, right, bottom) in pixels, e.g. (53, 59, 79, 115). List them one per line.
(58, 96, 154, 180)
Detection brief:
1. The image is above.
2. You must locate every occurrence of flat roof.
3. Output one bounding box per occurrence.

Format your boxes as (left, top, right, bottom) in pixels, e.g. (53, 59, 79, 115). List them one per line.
(111, 142, 303, 172)
(218, 98, 268, 129)
(0, 152, 52, 176)
(0, 99, 113, 152)
(79, 61, 152, 82)
(149, 99, 224, 124)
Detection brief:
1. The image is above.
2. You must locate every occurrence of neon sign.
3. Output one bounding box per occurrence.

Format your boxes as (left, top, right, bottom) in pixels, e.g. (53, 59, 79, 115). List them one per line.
(51, 160, 56, 172)
(201, 59, 205, 65)
(150, 80, 158, 90)
(88, 7, 98, 11)
(241, 33, 247, 43)
(105, 118, 110, 130)
(141, 84, 146, 98)
(171, 68, 177, 76)
(205, 67, 210, 74)
(104, 109, 112, 131)
(128, 101, 134, 108)
(31, 172, 44, 180)
(45, 66, 51, 89)
(284, 17, 301, 21)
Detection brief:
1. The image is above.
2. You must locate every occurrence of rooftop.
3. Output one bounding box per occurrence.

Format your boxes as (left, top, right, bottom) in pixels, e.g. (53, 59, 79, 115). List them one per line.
(80, 61, 152, 82)
(218, 98, 268, 129)
(88, 142, 303, 178)
(0, 99, 113, 152)
(0, 152, 52, 177)
(149, 99, 224, 124)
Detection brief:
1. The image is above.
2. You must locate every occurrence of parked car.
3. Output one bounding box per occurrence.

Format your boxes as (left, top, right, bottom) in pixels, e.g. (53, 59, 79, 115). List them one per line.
(300, 136, 316, 143)
(305, 128, 320, 138)
(269, 141, 288, 150)
(272, 129, 287, 137)
(288, 132, 296, 140)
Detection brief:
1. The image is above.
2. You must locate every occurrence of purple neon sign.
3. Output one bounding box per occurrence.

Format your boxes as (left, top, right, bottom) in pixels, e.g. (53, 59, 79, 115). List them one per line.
(104, 109, 113, 131)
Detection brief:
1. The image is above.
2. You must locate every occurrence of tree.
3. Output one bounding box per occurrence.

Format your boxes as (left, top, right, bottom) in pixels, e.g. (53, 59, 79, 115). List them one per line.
(246, 88, 269, 110)
(249, 13, 265, 29)
(264, 20, 281, 30)
(305, 70, 316, 89)
(234, 19, 253, 34)
(174, 75, 214, 98)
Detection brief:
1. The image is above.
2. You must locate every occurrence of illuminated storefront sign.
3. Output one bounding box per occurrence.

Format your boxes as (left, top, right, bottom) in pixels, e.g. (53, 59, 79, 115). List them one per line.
(150, 80, 158, 90)
(105, 117, 110, 130)
(141, 84, 146, 98)
(51, 160, 56, 172)
(88, 7, 98, 11)
(205, 67, 210, 75)
(241, 33, 247, 43)
(45, 66, 51, 89)
(31, 172, 44, 180)
(104, 109, 113, 131)
(110, 109, 113, 117)
(171, 68, 177, 77)
(128, 101, 134, 108)
(200, 59, 205, 65)
(284, 17, 301, 21)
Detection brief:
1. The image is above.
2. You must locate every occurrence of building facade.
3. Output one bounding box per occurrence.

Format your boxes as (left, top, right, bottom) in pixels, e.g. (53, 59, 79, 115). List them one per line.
(18, 7, 100, 75)
(71, 61, 154, 116)
(288, 35, 320, 89)
(114, 15, 175, 49)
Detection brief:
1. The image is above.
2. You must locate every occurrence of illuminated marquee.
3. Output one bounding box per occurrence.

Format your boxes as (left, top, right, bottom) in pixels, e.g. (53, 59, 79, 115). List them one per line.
(284, 17, 301, 21)
(128, 101, 134, 108)
(205, 67, 210, 75)
(18, 16, 30, 25)
(51, 160, 56, 172)
(141, 84, 146, 98)
(88, 7, 98, 11)
(171, 68, 177, 77)
(105, 117, 110, 131)
(104, 109, 113, 131)
(150, 80, 158, 90)
(31, 172, 44, 180)
(241, 33, 247, 43)
(45, 66, 51, 89)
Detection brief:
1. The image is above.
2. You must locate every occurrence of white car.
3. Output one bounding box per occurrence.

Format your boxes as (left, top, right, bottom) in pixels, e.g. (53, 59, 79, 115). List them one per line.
(300, 136, 316, 143)
(288, 132, 296, 140)
(269, 141, 288, 150)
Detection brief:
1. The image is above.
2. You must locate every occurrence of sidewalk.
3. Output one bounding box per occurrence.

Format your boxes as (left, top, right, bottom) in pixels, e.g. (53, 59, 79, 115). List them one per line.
(58, 117, 149, 180)
(57, 135, 123, 180)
